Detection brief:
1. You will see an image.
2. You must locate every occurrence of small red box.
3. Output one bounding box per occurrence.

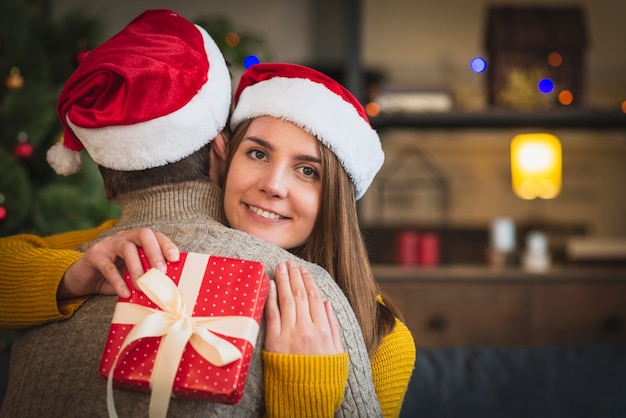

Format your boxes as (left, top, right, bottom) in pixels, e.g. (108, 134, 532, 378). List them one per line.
(99, 250, 269, 406)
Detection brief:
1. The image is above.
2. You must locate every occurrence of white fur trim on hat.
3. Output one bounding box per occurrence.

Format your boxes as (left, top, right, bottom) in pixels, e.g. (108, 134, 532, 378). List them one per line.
(231, 76, 383, 199)
(46, 142, 83, 175)
(65, 26, 231, 172)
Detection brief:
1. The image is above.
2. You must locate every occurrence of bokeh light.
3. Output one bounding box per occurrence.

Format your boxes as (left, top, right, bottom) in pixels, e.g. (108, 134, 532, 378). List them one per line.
(243, 55, 260, 69)
(548, 52, 563, 67)
(365, 102, 380, 117)
(470, 57, 487, 73)
(225, 32, 240, 47)
(511, 133, 562, 200)
(622, 100, 626, 114)
(558, 90, 573, 105)
(538, 78, 554, 94)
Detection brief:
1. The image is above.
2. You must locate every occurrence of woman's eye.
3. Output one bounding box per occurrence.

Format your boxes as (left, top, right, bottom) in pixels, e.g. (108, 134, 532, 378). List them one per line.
(247, 149, 267, 160)
(300, 166, 319, 178)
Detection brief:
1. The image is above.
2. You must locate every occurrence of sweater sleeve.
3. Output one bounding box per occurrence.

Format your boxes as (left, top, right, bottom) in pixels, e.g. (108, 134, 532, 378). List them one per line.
(0, 220, 117, 331)
(263, 351, 349, 417)
(371, 318, 416, 418)
(262, 301, 416, 418)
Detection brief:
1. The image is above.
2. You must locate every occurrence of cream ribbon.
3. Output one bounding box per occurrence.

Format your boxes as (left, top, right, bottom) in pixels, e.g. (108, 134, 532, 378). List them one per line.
(106, 253, 261, 418)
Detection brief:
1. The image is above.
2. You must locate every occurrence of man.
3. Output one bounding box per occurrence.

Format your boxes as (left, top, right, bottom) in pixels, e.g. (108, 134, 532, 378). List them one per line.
(0, 9, 381, 417)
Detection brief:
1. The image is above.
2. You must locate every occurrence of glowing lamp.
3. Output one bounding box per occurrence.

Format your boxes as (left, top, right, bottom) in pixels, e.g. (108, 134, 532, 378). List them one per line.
(511, 133, 562, 200)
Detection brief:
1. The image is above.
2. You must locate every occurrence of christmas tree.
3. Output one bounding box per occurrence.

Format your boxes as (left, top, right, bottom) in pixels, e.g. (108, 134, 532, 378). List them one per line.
(0, 0, 120, 238)
(0, 3, 271, 239)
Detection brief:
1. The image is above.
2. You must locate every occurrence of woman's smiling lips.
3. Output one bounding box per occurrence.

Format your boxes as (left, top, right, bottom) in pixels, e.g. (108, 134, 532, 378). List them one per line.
(245, 203, 287, 220)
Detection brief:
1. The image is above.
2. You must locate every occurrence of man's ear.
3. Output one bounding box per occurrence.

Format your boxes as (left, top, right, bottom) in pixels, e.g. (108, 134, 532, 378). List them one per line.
(209, 131, 229, 186)
(212, 132, 229, 162)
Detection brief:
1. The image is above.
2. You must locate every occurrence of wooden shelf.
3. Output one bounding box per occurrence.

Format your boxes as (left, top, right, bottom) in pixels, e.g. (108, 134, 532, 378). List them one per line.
(370, 109, 626, 130)
(373, 264, 626, 283)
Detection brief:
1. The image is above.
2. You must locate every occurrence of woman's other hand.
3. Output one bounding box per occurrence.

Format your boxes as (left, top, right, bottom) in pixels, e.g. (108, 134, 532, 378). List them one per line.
(264, 260, 344, 355)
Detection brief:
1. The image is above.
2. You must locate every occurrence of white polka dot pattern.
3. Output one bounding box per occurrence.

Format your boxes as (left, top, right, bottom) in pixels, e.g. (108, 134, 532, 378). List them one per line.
(98, 249, 270, 405)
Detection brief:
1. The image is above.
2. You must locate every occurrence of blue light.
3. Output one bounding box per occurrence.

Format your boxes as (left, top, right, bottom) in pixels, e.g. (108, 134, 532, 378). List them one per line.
(470, 57, 487, 73)
(538, 78, 554, 94)
(244, 55, 260, 69)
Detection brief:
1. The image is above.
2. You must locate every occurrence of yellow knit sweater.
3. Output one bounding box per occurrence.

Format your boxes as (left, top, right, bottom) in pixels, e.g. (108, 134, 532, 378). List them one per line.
(0, 224, 415, 417)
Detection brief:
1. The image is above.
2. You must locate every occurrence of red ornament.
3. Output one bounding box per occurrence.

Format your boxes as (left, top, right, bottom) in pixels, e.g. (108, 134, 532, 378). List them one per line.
(0, 206, 6, 221)
(13, 142, 33, 159)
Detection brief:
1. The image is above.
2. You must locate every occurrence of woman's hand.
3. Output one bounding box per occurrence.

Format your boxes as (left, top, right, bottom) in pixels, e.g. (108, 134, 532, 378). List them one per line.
(57, 228, 179, 300)
(264, 260, 344, 355)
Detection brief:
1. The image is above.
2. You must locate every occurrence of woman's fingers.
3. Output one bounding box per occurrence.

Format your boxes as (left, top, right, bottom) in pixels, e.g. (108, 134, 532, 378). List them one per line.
(325, 300, 344, 353)
(60, 228, 180, 300)
(263, 261, 344, 355)
(274, 261, 296, 326)
(287, 261, 313, 328)
(299, 265, 326, 326)
(263, 280, 281, 352)
(113, 229, 179, 281)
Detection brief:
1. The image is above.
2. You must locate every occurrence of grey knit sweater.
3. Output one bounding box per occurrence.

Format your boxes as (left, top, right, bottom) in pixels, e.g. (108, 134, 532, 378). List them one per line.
(1, 180, 382, 417)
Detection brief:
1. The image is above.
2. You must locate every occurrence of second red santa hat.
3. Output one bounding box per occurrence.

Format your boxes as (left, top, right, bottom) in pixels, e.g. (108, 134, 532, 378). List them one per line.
(230, 63, 384, 200)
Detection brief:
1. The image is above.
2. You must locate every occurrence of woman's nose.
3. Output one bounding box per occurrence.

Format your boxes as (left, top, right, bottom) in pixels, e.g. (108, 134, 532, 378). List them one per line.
(259, 166, 288, 198)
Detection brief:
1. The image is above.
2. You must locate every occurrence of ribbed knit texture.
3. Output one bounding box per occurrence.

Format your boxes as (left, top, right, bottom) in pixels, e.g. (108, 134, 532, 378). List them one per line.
(371, 319, 416, 417)
(0, 180, 383, 418)
(263, 351, 349, 417)
(0, 220, 115, 330)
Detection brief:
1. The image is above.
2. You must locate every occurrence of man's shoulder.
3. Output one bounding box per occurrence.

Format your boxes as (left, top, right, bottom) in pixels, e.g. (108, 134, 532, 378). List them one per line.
(214, 228, 323, 267)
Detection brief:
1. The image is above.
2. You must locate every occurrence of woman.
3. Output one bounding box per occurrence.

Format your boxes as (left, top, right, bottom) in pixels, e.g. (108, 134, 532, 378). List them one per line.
(222, 64, 416, 417)
(0, 63, 415, 417)
(226, 63, 397, 356)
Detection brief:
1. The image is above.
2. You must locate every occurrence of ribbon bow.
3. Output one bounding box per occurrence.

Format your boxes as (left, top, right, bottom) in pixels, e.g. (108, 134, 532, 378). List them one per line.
(106, 253, 260, 418)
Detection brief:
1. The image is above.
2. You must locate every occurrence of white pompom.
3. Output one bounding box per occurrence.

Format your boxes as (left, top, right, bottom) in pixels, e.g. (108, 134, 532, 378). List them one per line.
(46, 142, 83, 175)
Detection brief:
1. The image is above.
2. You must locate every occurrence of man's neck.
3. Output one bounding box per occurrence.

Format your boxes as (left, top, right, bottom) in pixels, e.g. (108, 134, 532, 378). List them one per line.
(114, 180, 225, 227)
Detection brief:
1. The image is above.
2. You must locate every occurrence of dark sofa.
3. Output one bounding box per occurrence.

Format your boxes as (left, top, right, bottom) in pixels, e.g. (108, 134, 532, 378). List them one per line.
(400, 342, 626, 418)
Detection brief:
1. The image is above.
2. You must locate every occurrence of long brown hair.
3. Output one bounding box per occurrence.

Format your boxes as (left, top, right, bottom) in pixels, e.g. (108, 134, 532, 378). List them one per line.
(224, 119, 399, 356)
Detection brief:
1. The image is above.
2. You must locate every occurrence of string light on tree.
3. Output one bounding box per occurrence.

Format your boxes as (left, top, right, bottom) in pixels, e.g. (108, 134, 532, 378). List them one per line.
(5, 66, 24, 90)
(0, 1, 120, 245)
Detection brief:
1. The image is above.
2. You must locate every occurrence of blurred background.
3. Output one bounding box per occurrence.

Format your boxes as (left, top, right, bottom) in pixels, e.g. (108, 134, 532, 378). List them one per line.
(1, 0, 626, 347)
(3, 0, 625, 262)
(2, 2, 626, 414)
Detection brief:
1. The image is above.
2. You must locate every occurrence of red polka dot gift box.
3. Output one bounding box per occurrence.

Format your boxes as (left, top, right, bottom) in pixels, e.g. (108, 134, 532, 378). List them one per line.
(98, 250, 269, 416)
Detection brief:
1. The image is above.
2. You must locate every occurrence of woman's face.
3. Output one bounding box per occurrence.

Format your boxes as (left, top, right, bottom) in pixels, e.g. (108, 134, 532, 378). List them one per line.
(224, 116, 322, 249)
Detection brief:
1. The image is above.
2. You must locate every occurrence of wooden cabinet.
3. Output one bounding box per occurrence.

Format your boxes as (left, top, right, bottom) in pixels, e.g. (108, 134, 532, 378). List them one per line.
(530, 282, 626, 344)
(375, 265, 626, 347)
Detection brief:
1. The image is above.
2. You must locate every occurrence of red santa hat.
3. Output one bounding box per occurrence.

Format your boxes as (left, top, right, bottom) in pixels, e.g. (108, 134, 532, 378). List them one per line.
(47, 9, 231, 175)
(230, 63, 383, 200)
